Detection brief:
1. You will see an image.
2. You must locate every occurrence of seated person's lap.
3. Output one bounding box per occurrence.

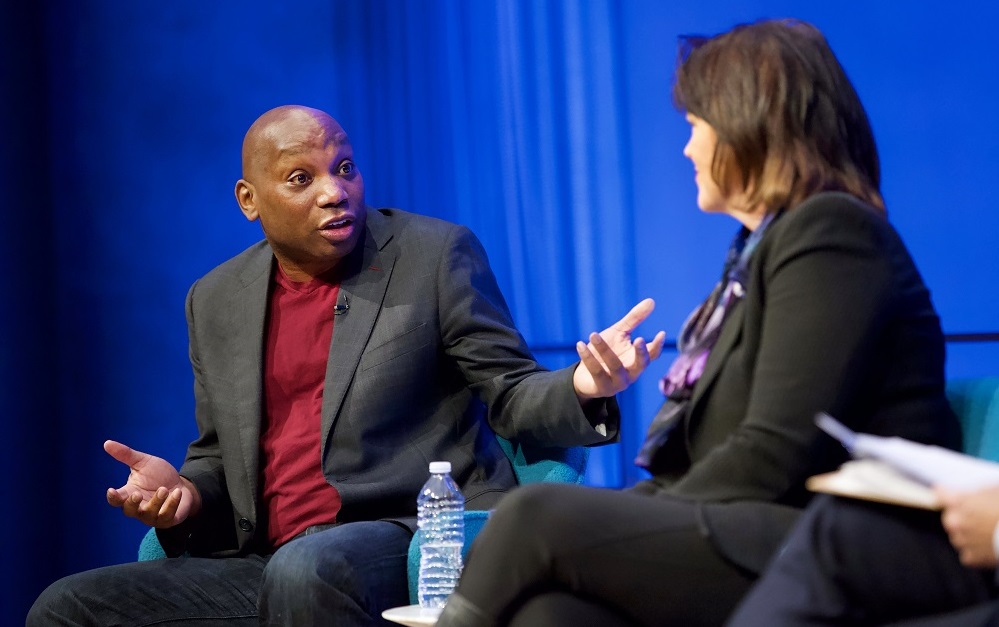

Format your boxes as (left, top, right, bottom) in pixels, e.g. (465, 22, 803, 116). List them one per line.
(28, 521, 412, 626)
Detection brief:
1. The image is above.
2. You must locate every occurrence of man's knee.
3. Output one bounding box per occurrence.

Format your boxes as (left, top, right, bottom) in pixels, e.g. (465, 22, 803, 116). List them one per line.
(263, 537, 354, 595)
(27, 575, 88, 627)
(26, 584, 58, 627)
(259, 527, 410, 622)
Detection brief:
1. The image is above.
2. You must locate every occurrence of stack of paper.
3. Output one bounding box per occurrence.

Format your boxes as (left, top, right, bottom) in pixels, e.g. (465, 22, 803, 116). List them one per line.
(806, 414, 999, 510)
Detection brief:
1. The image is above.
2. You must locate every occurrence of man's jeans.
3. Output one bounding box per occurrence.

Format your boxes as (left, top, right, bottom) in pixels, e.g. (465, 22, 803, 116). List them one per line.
(27, 521, 412, 626)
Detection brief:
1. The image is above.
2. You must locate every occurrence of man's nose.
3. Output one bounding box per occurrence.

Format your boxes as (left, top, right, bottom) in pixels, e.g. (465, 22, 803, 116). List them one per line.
(317, 176, 347, 206)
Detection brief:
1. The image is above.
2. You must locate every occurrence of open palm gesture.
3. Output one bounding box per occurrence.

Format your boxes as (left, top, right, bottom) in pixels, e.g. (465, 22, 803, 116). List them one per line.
(104, 440, 201, 528)
(573, 298, 666, 401)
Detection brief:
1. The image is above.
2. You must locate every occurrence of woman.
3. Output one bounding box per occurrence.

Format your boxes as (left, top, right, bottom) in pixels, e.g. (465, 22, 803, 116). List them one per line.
(435, 18, 960, 627)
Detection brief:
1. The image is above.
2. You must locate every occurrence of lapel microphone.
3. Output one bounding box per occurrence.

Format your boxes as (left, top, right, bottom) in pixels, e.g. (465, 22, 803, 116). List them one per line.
(333, 293, 350, 316)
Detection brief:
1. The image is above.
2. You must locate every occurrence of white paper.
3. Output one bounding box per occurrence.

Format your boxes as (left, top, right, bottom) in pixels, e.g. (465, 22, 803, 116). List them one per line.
(817, 413, 999, 491)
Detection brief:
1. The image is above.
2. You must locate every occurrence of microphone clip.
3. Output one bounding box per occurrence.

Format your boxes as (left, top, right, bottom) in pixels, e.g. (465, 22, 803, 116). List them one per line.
(333, 293, 350, 316)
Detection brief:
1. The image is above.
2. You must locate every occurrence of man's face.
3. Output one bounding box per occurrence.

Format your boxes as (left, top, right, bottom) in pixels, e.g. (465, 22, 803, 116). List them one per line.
(237, 110, 366, 281)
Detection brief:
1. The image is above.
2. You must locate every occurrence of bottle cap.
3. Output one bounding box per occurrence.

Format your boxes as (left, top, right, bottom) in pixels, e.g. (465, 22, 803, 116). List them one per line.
(429, 461, 451, 474)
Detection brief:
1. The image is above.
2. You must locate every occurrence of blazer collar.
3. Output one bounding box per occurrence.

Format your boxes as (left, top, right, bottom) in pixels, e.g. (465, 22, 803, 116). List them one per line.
(224, 210, 397, 506)
(227, 243, 273, 506)
(320, 209, 398, 458)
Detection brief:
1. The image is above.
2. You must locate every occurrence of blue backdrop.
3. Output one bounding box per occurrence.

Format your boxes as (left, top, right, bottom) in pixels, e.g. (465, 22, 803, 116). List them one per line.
(4, 1, 997, 623)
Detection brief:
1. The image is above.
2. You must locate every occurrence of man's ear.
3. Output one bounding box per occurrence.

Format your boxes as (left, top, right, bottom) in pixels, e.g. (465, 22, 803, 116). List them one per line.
(235, 179, 259, 221)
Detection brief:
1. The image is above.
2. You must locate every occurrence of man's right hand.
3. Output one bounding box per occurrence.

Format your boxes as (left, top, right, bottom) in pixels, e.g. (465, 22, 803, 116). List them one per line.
(572, 298, 666, 402)
(104, 440, 202, 528)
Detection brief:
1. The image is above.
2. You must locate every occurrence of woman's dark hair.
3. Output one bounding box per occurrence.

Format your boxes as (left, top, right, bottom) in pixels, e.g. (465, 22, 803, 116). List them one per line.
(673, 19, 885, 213)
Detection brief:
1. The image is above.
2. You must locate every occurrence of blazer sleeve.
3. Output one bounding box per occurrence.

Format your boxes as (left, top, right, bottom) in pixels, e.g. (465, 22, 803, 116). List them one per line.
(667, 197, 911, 502)
(435, 224, 619, 447)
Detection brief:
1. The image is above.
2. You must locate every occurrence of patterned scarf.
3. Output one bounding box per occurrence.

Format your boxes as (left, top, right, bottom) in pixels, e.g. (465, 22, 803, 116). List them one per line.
(634, 212, 778, 470)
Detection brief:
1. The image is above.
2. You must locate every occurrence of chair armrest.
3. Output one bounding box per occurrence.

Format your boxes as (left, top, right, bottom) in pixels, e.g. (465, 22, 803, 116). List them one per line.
(947, 377, 999, 462)
(137, 527, 168, 561)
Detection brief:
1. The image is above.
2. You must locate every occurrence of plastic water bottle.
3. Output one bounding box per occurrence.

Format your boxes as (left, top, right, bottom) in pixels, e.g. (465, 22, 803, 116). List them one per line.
(417, 461, 465, 609)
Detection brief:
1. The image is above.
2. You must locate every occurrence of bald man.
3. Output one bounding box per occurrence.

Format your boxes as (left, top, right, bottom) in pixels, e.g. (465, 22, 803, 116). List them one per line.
(28, 105, 665, 626)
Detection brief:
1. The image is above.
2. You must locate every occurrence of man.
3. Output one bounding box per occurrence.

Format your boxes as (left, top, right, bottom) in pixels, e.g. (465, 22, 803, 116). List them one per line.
(28, 105, 665, 626)
(727, 488, 999, 626)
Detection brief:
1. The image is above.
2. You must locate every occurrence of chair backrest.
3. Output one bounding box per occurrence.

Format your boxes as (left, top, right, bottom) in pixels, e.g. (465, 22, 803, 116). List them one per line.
(947, 377, 999, 462)
(495, 435, 589, 485)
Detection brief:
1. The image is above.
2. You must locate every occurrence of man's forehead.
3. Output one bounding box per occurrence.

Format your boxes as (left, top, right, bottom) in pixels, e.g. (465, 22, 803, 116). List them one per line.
(242, 106, 352, 177)
(269, 126, 351, 156)
(264, 110, 348, 148)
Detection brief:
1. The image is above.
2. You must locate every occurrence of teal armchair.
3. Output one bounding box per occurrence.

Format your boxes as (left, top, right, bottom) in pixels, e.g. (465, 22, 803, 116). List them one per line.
(946, 376, 999, 462)
(137, 524, 168, 561)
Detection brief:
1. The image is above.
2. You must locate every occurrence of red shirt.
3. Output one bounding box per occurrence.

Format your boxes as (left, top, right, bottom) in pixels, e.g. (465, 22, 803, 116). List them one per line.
(259, 266, 343, 548)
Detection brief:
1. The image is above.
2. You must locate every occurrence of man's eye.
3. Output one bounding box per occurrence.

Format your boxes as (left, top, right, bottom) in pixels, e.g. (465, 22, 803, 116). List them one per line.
(291, 173, 310, 184)
(338, 161, 355, 176)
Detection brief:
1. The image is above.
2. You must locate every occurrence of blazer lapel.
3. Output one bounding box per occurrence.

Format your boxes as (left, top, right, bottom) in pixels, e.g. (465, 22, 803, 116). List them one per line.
(226, 247, 272, 510)
(320, 210, 397, 458)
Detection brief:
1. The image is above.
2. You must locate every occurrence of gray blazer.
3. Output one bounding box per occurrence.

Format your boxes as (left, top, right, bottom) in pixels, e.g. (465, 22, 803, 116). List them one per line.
(160, 208, 618, 557)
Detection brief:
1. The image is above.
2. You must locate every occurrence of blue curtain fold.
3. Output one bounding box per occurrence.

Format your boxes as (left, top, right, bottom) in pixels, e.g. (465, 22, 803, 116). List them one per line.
(331, 0, 646, 486)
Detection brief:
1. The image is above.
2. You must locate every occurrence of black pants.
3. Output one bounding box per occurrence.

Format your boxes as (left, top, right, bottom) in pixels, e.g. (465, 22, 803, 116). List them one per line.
(445, 482, 755, 627)
(728, 495, 998, 626)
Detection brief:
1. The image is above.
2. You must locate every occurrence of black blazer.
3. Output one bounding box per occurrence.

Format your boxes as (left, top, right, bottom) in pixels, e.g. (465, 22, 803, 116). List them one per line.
(160, 208, 618, 557)
(637, 192, 960, 574)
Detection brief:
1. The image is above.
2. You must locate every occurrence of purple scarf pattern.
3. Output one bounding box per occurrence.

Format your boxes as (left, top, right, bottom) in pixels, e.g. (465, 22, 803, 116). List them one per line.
(634, 212, 777, 470)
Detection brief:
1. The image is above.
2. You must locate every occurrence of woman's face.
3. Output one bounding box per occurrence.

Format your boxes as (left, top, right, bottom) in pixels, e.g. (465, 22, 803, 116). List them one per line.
(682, 113, 763, 230)
(682, 113, 727, 215)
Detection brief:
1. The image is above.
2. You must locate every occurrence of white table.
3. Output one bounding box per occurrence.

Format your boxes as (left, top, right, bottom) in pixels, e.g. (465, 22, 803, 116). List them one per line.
(381, 604, 442, 626)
